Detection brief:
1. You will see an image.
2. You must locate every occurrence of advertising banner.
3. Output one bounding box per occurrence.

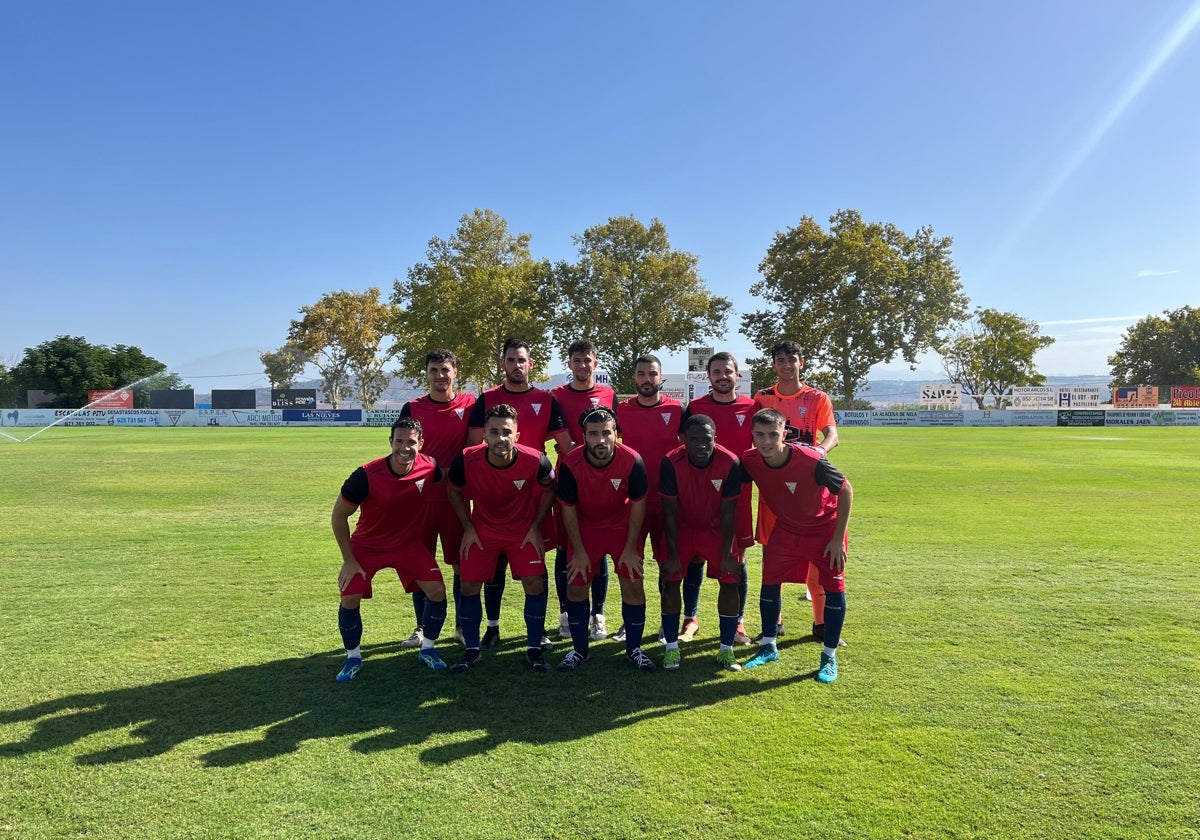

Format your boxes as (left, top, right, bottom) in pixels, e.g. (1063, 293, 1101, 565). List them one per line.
(282, 409, 363, 426)
(1011, 410, 1059, 426)
(271, 389, 317, 409)
(1055, 387, 1101, 408)
(1112, 386, 1158, 408)
(834, 410, 872, 427)
(1011, 387, 1055, 409)
(88, 389, 134, 408)
(1057, 410, 1106, 427)
(920, 383, 961, 406)
(1170, 385, 1200, 409)
(363, 410, 403, 427)
(961, 410, 1016, 426)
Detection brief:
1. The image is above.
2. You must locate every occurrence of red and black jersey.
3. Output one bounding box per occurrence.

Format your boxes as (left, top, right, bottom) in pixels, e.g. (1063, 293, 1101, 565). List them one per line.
(401, 392, 475, 501)
(616, 396, 683, 512)
(682, 393, 756, 454)
(556, 442, 647, 531)
(659, 443, 742, 530)
(739, 443, 845, 532)
(340, 453, 440, 551)
(448, 443, 554, 542)
(551, 382, 617, 446)
(468, 385, 565, 447)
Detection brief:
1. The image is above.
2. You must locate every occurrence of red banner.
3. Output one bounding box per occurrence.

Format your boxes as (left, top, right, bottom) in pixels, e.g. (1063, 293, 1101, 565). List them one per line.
(1171, 385, 1200, 409)
(1112, 386, 1158, 408)
(88, 389, 134, 408)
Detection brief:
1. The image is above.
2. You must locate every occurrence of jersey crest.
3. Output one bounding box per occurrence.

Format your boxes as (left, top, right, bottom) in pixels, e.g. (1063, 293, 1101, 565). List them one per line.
(531, 402, 544, 415)
(785, 481, 797, 494)
(660, 413, 672, 425)
(610, 478, 623, 490)
(416, 479, 427, 492)
(736, 416, 746, 426)
(455, 408, 465, 419)
(514, 479, 526, 490)
(590, 397, 600, 408)
(710, 479, 723, 491)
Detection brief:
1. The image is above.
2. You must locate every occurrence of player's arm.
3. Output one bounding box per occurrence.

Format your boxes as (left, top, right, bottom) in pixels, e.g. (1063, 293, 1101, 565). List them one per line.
(816, 424, 839, 456)
(616, 455, 648, 577)
(465, 398, 485, 446)
(331, 496, 364, 591)
(659, 458, 681, 578)
(556, 463, 590, 579)
(718, 458, 742, 575)
(522, 455, 557, 550)
(825, 479, 852, 571)
(548, 397, 575, 453)
(446, 454, 480, 560)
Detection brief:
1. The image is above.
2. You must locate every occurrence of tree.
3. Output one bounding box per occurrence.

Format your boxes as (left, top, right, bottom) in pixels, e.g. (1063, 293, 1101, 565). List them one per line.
(1108, 306, 1200, 395)
(940, 307, 1055, 408)
(259, 343, 313, 389)
(742, 210, 969, 405)
(289, 288, 394, 409)
(390, 209, 556, 389)
(550, 215, 731, 395)
(133, 371, 191, 408)
(6, 336, 179, 408)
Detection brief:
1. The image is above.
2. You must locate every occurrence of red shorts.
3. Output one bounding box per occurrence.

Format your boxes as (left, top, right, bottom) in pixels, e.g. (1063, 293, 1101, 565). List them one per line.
(761, 524, 847, 592)
(659, 529, 742, 584)
(341, 543, 443, 598)
(566, 525, 644, 585)
(421, 501, 465, 566)
(460, 537, 546, 582)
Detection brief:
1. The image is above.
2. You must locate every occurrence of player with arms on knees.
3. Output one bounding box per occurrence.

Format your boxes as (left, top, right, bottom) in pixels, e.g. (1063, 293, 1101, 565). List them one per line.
(332, 417, 449, 681)
(555, 407, 654, 672)
(447, 404, 557, 673)
(659, 414, 745, 671)
(739, 408, 851, 683)
(399, 349, 476, 648)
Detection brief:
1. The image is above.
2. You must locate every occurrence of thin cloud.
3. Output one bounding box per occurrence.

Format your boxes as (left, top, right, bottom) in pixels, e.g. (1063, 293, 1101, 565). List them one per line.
(1039, 315, 1140, 326)
(1136, 269, 1181, 277)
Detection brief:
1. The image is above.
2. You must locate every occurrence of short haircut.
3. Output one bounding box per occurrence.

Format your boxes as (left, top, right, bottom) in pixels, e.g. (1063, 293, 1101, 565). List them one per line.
(634, 354, 662, 369)
(752, 407, 786, 428)
(579, 405, 618, 431)
(682, 414, 715, 435)
(425, 349, 457, 367)
(568, 340, 597, 359)
(485, 403, 519, 424)
(706, 351, 739, 372)
(391, 416, 424, 438)
(771, 341, 804, 361)
(502, 338, 531, 357)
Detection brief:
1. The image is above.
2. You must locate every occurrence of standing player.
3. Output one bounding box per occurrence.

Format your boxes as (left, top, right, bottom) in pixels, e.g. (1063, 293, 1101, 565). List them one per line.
(466, 339, 571, 649)
(399, 349, 476, 648)
(615, 354, 683, 642)
(740, 409, 852, 683)
(752, 340, 840, 642)
(332, 417, 449, 681)
(556, 407, 654, 673)
(447, 404, 557, 673)
(550, 340, 617, 642)
(678, 351, 756, 645)
(659, 415, 745, 671)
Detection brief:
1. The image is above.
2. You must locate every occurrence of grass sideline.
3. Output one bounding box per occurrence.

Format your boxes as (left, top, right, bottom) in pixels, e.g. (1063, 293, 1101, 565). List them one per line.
(1, 426, 1198, 839)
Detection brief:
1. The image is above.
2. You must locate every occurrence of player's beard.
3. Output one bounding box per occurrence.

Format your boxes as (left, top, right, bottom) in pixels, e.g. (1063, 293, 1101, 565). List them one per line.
(587, 442, 613, 464)
(637, 381, 662, 398)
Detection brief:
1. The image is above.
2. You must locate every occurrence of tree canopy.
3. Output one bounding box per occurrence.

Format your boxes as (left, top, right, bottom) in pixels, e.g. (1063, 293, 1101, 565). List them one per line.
(940, 307, 1055, 408)
(289, 289, 393, 409)
(390, 209, 556, 389)
(742, 210, 969, 404)
(1108, 306, 1200, 395)
(5, 336, 181, 408)
(550, 215, 730, 395)
(259, 343, 313, 390)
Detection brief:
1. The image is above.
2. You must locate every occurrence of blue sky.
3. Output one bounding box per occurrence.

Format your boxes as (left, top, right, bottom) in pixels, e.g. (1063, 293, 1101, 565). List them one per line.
(3, 1, 1198, 391)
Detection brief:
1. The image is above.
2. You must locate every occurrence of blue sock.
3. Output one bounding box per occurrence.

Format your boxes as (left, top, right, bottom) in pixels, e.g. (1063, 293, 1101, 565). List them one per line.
(759, 584, 782, 642)
(452, 572, 462, 628)
(460, 592, 483, 649)
(338, 605, 362, 651)
(661, 611, 680, 644)
(524, 591, 548, 649)
(554, 548, 569, 612)
(484, 575, 506, 622)
(421, 597, 447, 642)
(823, 590, 846, 649)
(682, 561, 704, 619)
(591, 561, 609, 616)
(622, 602, 647, 654)
(718, 613, 739, 647)
(411, 590, 428, 627)
(567, 598, 590, 655)
(737, 563, 749, 621)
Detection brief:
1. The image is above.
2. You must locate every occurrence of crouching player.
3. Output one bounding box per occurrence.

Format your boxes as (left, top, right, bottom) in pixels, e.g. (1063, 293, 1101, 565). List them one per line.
(448, 404, 557, 673)
(740, 408, 853, 683)
(332, 417, 449, 680)
(659, 415, 745, 671)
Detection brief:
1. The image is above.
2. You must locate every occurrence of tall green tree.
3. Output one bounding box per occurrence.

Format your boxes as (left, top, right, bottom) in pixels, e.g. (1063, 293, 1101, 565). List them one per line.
(289, 288, 393, 409)
(742, 210, 969, 404)
(0, 361, 18, 406)
(390, 209, 556, 389)
(1108, 306, 1200, 395)
(940, 307, 1055, 408)
(550, 215, 730, 395)
(6, 336, 180, 408)
(259, 343, 313, 389)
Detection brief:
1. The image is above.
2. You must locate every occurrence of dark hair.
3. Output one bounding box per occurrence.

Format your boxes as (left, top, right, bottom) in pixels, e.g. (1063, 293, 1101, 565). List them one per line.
(485, 403, 519, 424)
(579, 405, 618, 431)
(770, 341, 803, 361)
(752, 407, 786, 428)
(567, 340, 597, 359)
(502, 338, 531, 357)
(682, 414, 715, 435)
(425, 349, 458, 367)
(391, 416, 424, 438)
(634, 354, 662, 369)
(706, 351, 738, 372)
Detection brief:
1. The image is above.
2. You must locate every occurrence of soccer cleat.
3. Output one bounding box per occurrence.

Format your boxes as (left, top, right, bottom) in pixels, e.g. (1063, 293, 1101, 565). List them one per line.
(481, 625, 500, 650)
(335, 657, 363, 682)
(527, 648, 551, 673)
(612, 623, 626, 643)
(733, 622, 752, 645)
(558, 611, 571, 638)
(679, 617, 700, 642)
(628, 647, 656, 673)
(743, 643, 780, 670)
(716, 650, 742, 672)
(589, 614, 608, 641)
(817, 652, 838, 683)
(663, 647, 681, 670)
(540, 634, 555, 653)
(450, 648, 482, 674)
(400, 626, 424, 648)
(557, 649, 590, 672)
(418, 648, 448, 671)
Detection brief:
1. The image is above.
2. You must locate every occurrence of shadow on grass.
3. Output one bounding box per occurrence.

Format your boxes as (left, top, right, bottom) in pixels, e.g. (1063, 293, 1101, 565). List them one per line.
(0, 636, 822, 768)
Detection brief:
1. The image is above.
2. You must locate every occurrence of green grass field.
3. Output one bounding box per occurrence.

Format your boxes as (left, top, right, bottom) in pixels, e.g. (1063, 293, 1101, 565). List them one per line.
(1, 426, 1198, 839)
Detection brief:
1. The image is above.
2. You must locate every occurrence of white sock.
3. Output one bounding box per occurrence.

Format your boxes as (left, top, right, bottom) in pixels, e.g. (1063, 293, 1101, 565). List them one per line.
(822, 646, 837, 658)
(346, 647, 361, 659)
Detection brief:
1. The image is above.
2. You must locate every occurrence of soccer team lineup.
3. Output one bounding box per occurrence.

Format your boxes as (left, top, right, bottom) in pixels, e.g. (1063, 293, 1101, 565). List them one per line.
(333, 338, 852, 683)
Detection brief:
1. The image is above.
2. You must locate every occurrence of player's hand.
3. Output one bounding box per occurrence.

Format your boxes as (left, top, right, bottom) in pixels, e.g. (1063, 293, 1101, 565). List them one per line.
(661, 552, 681, 579)
(337, 558, 365, 592)
(567, 549, 590, 582)
(824, 539, 847, 572)
(616, 548, 644, 579)
(720, 552, 741, 577)
(520, 526, 543, 552)
(460, 526, 483, 562)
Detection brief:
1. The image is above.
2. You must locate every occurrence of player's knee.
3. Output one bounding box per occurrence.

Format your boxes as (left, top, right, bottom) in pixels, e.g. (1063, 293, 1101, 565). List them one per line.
(521, 577, 544, 596)
(340, 594, 362, 609)
(423, 582, 448, 601)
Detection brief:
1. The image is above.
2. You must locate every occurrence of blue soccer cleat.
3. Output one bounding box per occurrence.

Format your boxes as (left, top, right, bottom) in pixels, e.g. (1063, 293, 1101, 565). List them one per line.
(817, 652, 838, 683)
(335, 657, 363, 682)
(743, 643, 779, 670)
(418, 649, 448, 671)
